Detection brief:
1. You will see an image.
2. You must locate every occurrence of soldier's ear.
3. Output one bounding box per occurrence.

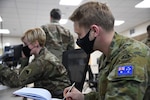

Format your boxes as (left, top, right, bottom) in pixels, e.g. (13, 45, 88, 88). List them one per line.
(91, 25, 100, 37)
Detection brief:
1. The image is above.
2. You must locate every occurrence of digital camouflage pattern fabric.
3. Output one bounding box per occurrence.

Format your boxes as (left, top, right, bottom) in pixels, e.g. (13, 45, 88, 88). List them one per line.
(84, 33, 150, 100)
(143, 37, 150, 48)
(0, 47, 70, 98)
(41, 24, 74, 62)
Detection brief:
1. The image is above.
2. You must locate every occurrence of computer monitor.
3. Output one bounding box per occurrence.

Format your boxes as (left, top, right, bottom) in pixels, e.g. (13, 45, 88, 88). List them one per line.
(1, 44, 23, 67)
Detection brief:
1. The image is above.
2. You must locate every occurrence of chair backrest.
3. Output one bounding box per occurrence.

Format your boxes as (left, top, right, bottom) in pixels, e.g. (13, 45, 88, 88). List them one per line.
(62, 49, 90, 92)
(87, 65, 98, 91)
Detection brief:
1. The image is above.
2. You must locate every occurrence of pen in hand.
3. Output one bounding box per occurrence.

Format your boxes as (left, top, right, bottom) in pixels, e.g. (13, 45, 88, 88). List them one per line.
(63, 82, 75, 100)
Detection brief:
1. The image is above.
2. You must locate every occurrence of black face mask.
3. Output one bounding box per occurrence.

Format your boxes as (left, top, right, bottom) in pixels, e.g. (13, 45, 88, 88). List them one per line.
(22, 46, 31, 57)
(76, 29, 96, 54)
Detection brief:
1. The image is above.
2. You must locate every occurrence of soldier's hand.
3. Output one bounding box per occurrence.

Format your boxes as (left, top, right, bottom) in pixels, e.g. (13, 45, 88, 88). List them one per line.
(63, 87, 84, 100)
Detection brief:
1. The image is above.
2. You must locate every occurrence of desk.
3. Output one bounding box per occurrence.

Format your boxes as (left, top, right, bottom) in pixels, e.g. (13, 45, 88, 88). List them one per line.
(0, 85, 62, 100)
(0, 85, 23, 100)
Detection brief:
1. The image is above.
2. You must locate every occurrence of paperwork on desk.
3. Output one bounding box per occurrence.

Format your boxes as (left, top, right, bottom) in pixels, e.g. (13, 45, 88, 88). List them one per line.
(13, 87, 61, 100)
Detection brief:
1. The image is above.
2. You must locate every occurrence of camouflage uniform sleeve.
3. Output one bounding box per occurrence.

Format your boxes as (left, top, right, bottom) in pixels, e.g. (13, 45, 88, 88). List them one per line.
(18, 58, 48, 85)
(0, 64, 21, 87)
(105, 49, 149, 99)
(84, 92, 99, 100)
(0, 57, 47, 87)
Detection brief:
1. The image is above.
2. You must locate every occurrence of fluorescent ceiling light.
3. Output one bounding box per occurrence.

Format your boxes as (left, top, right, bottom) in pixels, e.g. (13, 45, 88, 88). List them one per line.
(0, 29, 10, 34)
(59, 0, 82, 6)
(0, 16, 2, 22)
(115, 20, 125, 26)
(59, 19, 68, 24)
(135, 0, 150, 8)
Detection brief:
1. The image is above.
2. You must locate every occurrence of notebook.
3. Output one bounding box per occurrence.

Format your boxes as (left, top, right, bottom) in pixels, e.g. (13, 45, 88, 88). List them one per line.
(13, 87, 61, 100)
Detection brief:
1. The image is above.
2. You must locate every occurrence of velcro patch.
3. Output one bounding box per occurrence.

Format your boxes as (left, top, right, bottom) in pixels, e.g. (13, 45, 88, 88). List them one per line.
(118, 65, 133, 76)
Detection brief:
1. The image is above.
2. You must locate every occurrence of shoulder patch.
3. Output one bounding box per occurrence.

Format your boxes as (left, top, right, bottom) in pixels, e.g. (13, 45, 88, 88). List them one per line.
(118, 65, 133, 76)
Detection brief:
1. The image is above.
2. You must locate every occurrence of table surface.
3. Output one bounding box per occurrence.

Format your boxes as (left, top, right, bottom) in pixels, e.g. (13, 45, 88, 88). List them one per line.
(0, 85, 24, 100)
(0, 85, 62, 100)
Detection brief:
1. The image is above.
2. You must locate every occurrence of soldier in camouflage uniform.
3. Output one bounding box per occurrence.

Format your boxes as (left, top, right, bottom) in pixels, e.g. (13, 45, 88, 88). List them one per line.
(0, 28, 70, 99)
(63, 1, 150, 100)
(143, 25, 150, 48)
(41, 8, 75, 62)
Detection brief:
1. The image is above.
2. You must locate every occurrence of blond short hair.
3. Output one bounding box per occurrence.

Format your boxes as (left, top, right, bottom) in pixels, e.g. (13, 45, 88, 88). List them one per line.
(21, 28, 46, 46)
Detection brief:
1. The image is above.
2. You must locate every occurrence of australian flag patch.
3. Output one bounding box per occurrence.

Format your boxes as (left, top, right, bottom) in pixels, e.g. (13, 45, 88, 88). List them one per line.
(118, 65, 133, 76)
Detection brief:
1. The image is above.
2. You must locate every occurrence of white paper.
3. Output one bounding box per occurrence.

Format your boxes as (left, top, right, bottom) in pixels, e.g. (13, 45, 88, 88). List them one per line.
(13, 87, 52, 100)
(52, 98, 62, 100)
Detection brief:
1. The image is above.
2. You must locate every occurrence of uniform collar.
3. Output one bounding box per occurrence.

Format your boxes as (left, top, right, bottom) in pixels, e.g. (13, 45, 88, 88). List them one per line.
(107, 32, 125, 61)
(51, 20, 59, 24)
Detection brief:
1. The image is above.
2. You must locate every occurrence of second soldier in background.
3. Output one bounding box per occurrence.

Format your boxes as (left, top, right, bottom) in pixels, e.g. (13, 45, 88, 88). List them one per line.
(41, 8, 75, 62)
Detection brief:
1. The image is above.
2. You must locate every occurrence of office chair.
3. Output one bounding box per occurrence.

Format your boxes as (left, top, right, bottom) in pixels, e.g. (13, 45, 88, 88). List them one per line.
(87, 65, 98, 91)
(62, 49, 90, 92)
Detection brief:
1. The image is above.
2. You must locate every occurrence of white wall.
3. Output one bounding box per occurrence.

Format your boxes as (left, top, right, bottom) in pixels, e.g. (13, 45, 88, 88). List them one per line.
(120, 21, 150, 37)
(1, 36, 22, 46)
(0, 36, 22, 54)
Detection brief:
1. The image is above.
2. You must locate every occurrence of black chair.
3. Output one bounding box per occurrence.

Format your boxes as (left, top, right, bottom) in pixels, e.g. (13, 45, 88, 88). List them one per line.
(87, 65, 98, 91)
(62, 49, 90, 92)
